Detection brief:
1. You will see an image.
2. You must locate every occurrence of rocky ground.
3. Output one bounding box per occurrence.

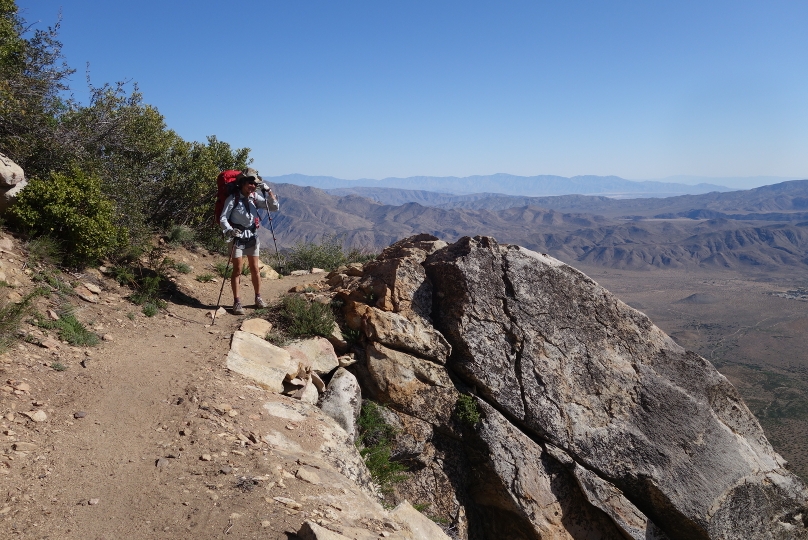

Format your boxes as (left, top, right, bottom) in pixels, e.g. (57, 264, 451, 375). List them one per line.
(0, 234, 440, 540)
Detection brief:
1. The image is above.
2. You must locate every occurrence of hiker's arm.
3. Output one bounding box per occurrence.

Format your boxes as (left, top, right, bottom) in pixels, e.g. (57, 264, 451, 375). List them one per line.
(219, 195, 236, 233)
(255, 188, 280, 212)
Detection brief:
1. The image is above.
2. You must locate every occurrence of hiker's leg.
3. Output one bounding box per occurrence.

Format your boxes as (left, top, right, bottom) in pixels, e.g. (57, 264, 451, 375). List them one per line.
(230, 256, 243, 301)
(247, 255, 261, 297)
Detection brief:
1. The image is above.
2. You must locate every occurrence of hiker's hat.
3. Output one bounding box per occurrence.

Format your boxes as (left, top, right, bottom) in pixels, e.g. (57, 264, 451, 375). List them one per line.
(237, 168, 260, 184)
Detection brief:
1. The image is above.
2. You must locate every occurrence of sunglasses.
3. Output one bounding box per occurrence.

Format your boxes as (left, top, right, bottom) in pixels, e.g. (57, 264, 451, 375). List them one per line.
(246, 179, 258, 185)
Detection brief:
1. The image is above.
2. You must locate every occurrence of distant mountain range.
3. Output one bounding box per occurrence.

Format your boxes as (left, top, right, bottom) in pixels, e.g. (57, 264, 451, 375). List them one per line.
(266, 173, 733, 198)
(259, 179, 808, 274)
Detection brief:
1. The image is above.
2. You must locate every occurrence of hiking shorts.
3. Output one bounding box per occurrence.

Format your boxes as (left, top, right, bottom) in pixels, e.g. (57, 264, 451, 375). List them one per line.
(231, 237, 260, 259)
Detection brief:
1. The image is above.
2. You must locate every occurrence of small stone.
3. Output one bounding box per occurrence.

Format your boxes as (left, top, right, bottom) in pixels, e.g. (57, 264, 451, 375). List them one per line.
(74, 287, 99, 303)
(261, 520, 271, 528)
(13, 382, 29, 393)
(273, 496, 302, 509)
(285, 424, 296, 430)
(83, 282, 102, 294)
(12, 442, 37, 452)
(155, 458, 169, 468)
(228, 409, 238, 417)
(88, 498, 100, 506)
(214, 403, 232, 414)
(23, 410, 47, 422)
(40, 338, 60, 350)
(47, 310, 59, 321)
(200, 454, 212, 462)
(295, 468, 321, 485)
(102, 334, 113, 342)
(311, 268, 325, 274)
(73, 411, 87, 419)
(219, 465, 232, 474)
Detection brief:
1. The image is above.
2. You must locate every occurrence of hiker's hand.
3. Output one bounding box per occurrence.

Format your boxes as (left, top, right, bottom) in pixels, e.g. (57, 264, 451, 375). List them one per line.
(227, 229, 242, 238)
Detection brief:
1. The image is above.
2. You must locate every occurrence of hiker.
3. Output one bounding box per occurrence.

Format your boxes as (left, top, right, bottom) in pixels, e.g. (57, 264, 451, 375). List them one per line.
(219, 168, 280, 315)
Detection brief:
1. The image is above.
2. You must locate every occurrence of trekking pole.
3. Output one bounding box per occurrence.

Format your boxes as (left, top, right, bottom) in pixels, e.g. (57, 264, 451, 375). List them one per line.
(211, 239, 236, 326)
(263, 195, 284, 274)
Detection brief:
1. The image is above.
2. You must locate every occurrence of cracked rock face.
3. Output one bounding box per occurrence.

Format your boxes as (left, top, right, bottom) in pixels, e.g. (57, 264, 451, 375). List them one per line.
(424, 235, 808, 540)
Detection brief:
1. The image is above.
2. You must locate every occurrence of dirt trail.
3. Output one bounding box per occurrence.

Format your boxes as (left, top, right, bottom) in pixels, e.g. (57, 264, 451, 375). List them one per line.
(1, 243, 322, 539)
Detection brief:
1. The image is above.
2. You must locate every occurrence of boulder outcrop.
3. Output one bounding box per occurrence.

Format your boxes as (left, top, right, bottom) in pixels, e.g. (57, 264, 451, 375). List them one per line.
(333, 234, 808, 539)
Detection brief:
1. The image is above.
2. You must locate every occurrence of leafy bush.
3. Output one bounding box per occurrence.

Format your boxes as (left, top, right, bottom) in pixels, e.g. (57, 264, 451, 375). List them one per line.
(454, 394, 481, 425)
(281, 295, 335, 338)
(173, 262, 191, 274)
(34, 307, 99, 346)
(50, 361, 67, 372)
(10, 168, 120, 266)
(357, 401, 407, 493)
(142, 303, 158, 317)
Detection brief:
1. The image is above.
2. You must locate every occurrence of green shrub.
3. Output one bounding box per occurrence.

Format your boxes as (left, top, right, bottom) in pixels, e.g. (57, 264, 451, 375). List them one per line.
(214, 261, 232, 278)
(281, 295, 335, 338)
(285, 234, 347, 272)
(195, 273, 215, 283)
(454, 394, 481, 425)
(34, 307, 99, 346)
(356, 401, 407, 493)
(130, 275, 162, 305)
(142, 303, 158, 317)
(51, 362, 67, 372)
(109, 265, 135, 286)
(346, 248, 377, 265)
(167, 225, 195, 246)
(174, 262, 191, 274)
(10, 168, 121, 266)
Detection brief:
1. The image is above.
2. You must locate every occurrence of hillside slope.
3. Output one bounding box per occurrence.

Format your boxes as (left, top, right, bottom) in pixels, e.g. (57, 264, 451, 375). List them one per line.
(262, 183, 808, 274)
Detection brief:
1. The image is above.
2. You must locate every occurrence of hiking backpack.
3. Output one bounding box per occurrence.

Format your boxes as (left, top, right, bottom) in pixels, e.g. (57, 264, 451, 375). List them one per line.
(214, 170, 261, 229)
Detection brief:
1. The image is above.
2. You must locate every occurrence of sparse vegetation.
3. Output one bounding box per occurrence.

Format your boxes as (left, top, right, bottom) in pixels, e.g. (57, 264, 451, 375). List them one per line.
(50, 362, 67, 372)
(278, 235, 378, 274)
(214, 261, 232, 278)
(454, 394, 481, 426)
(0, 290, 40, 353)
(142, 303, 158, 317)
(167, 225, 195, 247)
(356, 401, 407, 494)
(34, 307, 99, 346)
(195, 273, 215, 283)
(280, 295, 335, 339)
(173, 262, 191, 274)
(26, 237, 63, 266)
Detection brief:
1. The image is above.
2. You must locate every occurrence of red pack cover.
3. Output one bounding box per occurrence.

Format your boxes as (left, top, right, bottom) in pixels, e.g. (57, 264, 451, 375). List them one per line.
(214, 170, 241, 225)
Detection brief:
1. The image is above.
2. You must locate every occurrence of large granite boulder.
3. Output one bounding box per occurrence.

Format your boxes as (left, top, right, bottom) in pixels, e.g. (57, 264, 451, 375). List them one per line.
(0, 152, 26, 212)
(423, 236, 808, 540)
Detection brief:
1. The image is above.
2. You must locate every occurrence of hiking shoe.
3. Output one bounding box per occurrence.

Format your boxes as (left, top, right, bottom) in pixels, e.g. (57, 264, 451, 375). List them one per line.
(232, 301, 245, 315)
(255, 296, 268, 308)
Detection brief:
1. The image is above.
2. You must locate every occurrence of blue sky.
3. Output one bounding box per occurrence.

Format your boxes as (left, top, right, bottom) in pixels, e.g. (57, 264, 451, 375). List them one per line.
(17, 1, 808, 183)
